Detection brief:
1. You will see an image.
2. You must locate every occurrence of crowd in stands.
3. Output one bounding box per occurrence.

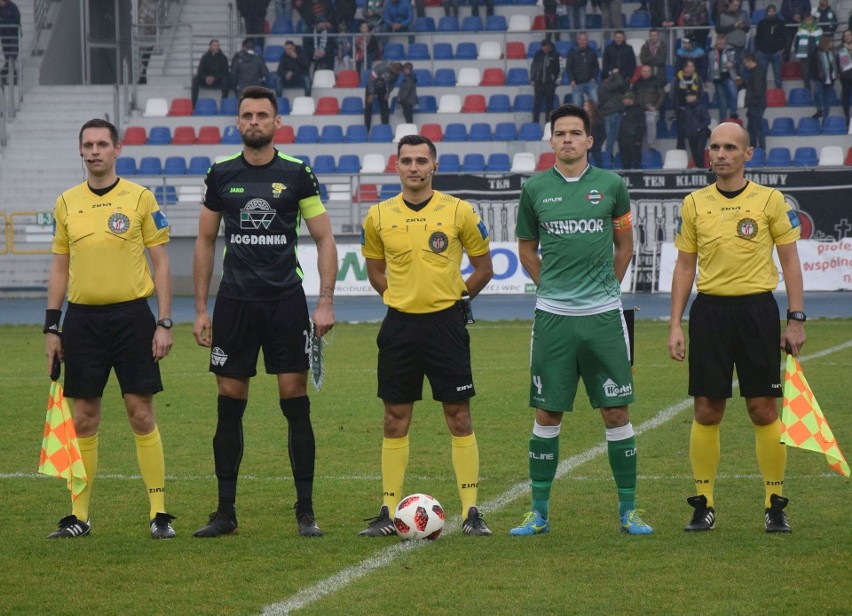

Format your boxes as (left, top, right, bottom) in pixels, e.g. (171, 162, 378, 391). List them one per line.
(180, 0, 852, 170)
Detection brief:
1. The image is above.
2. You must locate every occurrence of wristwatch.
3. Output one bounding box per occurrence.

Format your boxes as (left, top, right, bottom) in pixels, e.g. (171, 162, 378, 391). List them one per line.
(786, 310, 806, 323)
(156, 318, 174, 329)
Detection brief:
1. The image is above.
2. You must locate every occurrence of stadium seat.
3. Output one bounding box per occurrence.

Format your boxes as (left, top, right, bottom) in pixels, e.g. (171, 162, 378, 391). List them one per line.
(662, 149, 689, 169)
(461, 153, 486, 172)
(407, 43, 430, 60)
(414, 16, 436, 32)
(766, 147, 792, 167)
(312, 69, 336, 89)
(360, 153, 386, 174)
(765, 88, 786, 107)
(796, 116, 820, 136)
(438, 153, 461, 172)
(356, 183, 379, 202)
(532, 14, 547, 30)
(486, 153, 511, 171)
(420, 123, 444, 142)
(413, 68, 432, 87)
(291, 96, 316, 115)
(455, 42, 478, 60)
(508, 14, 531, 32)
(506, 41, 526, 59)
(336, 69, 359, 88)
(822, 116, 847, 135)
(154, 186, 178, 205)
(462, 94, 487, 113)
(340, 96, 364, 115)
(368, 125, 394, 142)
(315, 96, 339, 115)
(487, 94, 512, 113)
(274, 125, 295, 143)
(138, 156, 163, 175)
(219, 97, 238, 116)
(312, 155, 336, 174)
(433, 43, 453, 60)
(188, 156, 212, 175)
(163, 156, 187, 175)
(384, 154, 398, 172)
(493, 122, 518, 141)
(781, 61, 802, 80)
(437, 94, 462, 113)
(319, 125, 344, 143)
(417, 95, 438, 113)
(519, 122, 543, 141)
(271, 17, 293, 33)
(295, 125, 320, 143)
(536, 152, 556, 170)
(264, 45, 284, 63)
(745, 147, 766, 168)
(846, 148, 852, 165)
(277, 97, 291, 115)
(457, 67, 481, 86)
(146, 126, 172, 145)
(169, 97, 193, 116)
(379, 183, 402, 199)
(344, 124, 368, 143)
(193, 98, 218, 116)
(123, 126, 146, 145)
(513, 94, 534, 112)
(792, 147, 818, 167)
(818, 145, 844, 166)
(642, 149, 663, 169)
(787, 88, 813, 107)
(461, 16, 483, 31)
(143, 98, 168, 117)
(511, 152, 536, 172)
(768, 117, 794, 136)
(171, 126, 196, 145)
(481, 68, 505, 86)
(628, 10, 651, 28)
(116, 157, 137, 176)
(178, 185, 203, 203)
(468, 123, 492, 141)
(193, 126, 220, 145)
(393, 123, 418, 142)
(383, 43, 405, 61)
(586, 13, 602, 28)
(433, 68, 457, 87)
(359, 69, 372, 87)
(750, 8, 765, 24)
(479, 41, 502, 60)
(485, 15, 507, 31)
(443, 123, 468, 142)
(506, 67, 530, 86)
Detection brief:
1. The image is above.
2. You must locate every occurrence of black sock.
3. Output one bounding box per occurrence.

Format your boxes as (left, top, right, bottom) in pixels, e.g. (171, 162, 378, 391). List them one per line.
(280, 396, 315, 513)
(214, 395, 247, 513)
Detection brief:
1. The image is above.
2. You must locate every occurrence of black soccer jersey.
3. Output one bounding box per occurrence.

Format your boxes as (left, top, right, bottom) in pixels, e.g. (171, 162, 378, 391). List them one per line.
(203, 150, 326, 300)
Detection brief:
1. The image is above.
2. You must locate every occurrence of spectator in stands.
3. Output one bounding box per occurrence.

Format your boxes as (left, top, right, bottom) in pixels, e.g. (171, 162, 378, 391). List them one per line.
(542, 0, 558, 40)
(755, 4, 786, 89)
(676, 36, 708, 79)
(530, 39, 562, 125)
(397, 62, 418, 123)
(584, 99, 606, 166)
(603, 30, 637, 80)
(597, 68, 627, 158)
(231, 37, 269, 97)
(362, 0, 385, 30)
(364, 61, 402, 130)
(136, 0, 158, 85)
(709, 34, 739, 121)
(565, 0, 587, 39)
(811, 33, 838, 121)
(383, 0, 414, 43)
(598, 0, 622, 40)
(682, 91, 711, 167)
(443, 0, 459, 18)
(276, 40, 312, 96)
(618, 92, 645, 169)
(681, 0, 710, 51)
(715, 0, 750, 75)
(335, 22, 354, 71)
(743, 53, 767, 150)
(413, 0, 425, 19)
(640, 28, 668, 81)
(192, 39, 231, 108)
(335, 0, 357, 30)
(672, 60, 704, 149)
(470, 0, 494, 18)
(355, 22, 381, 73)
(0, 0, 20, 85)
(632, 64, 665, 152)
(566, 32, 600, 106)
(237, 0, 271, 49)
(812, 0, 838, 33)
(838, 29, 852, 123)
(782, 0, 814, 62)
(302, 0, 336, 28)
(275, 0, 291, 22)
(794, 12, 822, 90)
(305, 19, 336, 70)
(650, 0, 681, 28)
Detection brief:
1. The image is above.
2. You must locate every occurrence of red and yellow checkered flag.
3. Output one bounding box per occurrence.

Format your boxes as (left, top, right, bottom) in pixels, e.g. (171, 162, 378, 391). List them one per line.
(781, 355, 850, 478)
(38, 380, 88, 499)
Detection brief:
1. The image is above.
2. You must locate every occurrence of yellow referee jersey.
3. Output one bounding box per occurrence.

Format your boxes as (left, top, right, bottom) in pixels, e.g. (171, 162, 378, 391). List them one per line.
(361, 190, 490, 313)
(675, 182, 801, 296)
(52, 179, 170, 305)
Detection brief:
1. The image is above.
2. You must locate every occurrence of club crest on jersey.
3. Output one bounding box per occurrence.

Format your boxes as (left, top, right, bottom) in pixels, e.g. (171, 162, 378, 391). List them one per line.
(429, 231, 448, 253)
(271, 182, 285, 198)
(107, 212, 130, 234)
(737, 217, 758, 239)
(585, 189, 603, 206)
(240, 198, 276, 230)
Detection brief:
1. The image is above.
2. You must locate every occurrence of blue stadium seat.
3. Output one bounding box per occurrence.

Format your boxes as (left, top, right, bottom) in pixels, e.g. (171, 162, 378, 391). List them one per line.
(792, 147, 818, 167)
(787, 87, 813, 107)
(745, 147, 766, 168)
(380, 183, 402, 199)
(263, 45, 284, 63)
(222, 125, 242, 144)
(277, 97, 291, 115)
(558, 14, 572, 29)
(628, 10, 651, 28)
(655, 115, 669, 139)
(312, 155, 336, 174)
(796, 116, 820, 136)
(750, 8, 765, 24)
(641, 149, 662, 170)
(154, 186, 177, 205)
(586, 13, 602, 28)
(344, 124, 368, 142)
(219, 97, 238, 116)
(768, 117, 794, 136)
(461, 153, 486, 172)
(193, 98, 218, 116)
(443, 123, 468, 142)
(506, 67, 530, 86)
(116, 157, 137, 176)
(414, 16, 436, 32)
(295, 125, 320, 143)
(417, 95, 437, 113)
(433, 43, 453, 59)
(340, 96, 365, 114)
(360, 69, 372, 87)
(488, 94, 512, 113)
(318, 183, 328, 201)
(485, 15, 507, 31)
(368, 124, 394, 142)
(555, 40, 573, 57)
(468, 123, 493, 141)
(513, 94, 534, 112)
(433, 68, 457, 87)
(383, 43, 404, 61)
(138, 156, 163, 175)
(486, 153, 511, 171)
(527, 41, 541, 58)
(518, 122, 543, 141)
(461, 16, 483, 31)
(766, 147, 792, 167)
(146, 126, 171, 145)
(822, 115, 847, 135)
(163, 156, 187, 175)
(493, 122, 518, 141)
(455, 42, 478, 60)
(438, 16, 459, 31)
(413, 68, 432, 87)
(188, 156, 212, 175)
(319, 125, 344, 143)
(271, 18, 293, 34)
(407, 43, 430, 60)
(294, 154, 311, 167)
(337, 155, 361, 174)
(438, 153, 461, 172)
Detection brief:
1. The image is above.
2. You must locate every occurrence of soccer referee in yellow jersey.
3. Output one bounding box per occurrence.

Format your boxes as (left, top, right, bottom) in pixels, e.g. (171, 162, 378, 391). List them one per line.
(668, 122, 806, 534)
(359, 135, 494, 537)
(45, 119, 175, 539)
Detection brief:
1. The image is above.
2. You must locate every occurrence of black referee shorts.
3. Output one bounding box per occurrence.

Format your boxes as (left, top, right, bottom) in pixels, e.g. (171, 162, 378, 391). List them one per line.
(688, 291, 783, 400)
(376, 305, 475, 404)
(62, 299, 163, 398)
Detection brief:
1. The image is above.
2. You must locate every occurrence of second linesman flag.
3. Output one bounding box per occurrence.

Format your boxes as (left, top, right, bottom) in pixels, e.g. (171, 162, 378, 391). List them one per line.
(38, 380, 88, 499)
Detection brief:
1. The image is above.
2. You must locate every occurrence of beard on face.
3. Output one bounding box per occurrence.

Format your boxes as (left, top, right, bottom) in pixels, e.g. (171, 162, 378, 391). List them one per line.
(241, 129, 274, 148)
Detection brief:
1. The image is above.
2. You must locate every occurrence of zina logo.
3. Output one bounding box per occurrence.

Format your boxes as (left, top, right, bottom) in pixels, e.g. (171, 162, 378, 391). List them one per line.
(211, 347, 228, 366)
(240, 199, 276, 230)
(603, 378, 632, 397)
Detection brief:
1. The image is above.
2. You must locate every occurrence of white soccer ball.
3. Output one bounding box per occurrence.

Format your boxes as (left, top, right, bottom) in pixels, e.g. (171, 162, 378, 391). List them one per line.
(393, 493, 445, 540)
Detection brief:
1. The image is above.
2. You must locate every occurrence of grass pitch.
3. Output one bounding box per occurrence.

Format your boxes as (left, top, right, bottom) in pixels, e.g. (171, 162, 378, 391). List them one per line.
(2, 320, 850, 615)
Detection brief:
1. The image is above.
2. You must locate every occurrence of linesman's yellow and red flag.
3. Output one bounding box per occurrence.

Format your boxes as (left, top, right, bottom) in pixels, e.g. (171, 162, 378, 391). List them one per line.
(38, 380, 88, 499)
(781, 355, 850, 478)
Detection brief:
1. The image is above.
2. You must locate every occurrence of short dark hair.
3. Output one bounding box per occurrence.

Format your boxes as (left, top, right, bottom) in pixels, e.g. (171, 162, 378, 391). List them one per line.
(79, 118, 119, 146)
(614, 29, 625, 37)
(744, 53, 757, 63)
(397, 134, 437, 158)
(549, 104, 590, 136)
(242, 37, 255, 49)
(209, 38, 219, 46)
(238, 86, 278, 114)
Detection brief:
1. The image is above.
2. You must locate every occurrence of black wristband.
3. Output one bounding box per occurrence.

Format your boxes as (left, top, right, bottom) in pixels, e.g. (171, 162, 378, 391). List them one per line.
(44, 309, 62, 335)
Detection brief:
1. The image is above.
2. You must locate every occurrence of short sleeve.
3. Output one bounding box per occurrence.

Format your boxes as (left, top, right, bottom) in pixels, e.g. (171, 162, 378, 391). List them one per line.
(361, 205, 384, 260)
(203, 165, 223, 212)
(674, 194, 698, 253)
(297, 162, 326, 219)
(515, 184, 539, 241)
(51, 195, 69, 255)
(458, 199, 490, 257)
(767, 190, 801, 246)
(141, 189, 170, 247)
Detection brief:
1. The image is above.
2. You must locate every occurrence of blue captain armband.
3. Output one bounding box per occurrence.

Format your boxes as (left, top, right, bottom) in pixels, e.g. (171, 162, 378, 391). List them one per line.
(152, 211, 170, 229)
(786, 209, 800, 229)
(477, 220, 489, 239)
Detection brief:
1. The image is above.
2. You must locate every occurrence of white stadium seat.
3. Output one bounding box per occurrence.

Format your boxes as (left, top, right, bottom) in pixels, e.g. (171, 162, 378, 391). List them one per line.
(312, 69, 336, 89)
(663, 149, 689, 169)
(437, 94, 462, 113)
(508, 14, 531, 32)
(511, 152, 536, 173)
(290, 96, 316, 116)
(478, 41, 502, 60)
(818, 146, 844, 166)
(457, 67, 482, 87)
(361, 153, 387, 173)
(142, 98, 168, 117)
(393, 123, 418, 142)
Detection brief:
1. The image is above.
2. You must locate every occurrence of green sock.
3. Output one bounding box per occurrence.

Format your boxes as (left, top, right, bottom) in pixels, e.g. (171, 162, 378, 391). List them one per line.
(608, 435, 637, 517)
(529, 434, 559, 519)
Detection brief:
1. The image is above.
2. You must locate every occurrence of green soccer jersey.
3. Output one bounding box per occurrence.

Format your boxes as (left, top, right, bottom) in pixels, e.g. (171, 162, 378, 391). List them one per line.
(516, 165, 632, 312)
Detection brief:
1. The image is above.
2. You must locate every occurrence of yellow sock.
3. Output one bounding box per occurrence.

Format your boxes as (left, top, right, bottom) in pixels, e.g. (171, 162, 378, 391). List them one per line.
(135, 426, 166, 519)
(452, 432, 479, 517)
(754, 419, 786, 508)
(689, 421, 720, 508)
(381, 435, 409, 512)
(71, 434, 99, 522)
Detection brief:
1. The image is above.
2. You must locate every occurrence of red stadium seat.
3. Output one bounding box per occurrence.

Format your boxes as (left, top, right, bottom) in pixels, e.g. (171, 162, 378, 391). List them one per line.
(384, 154, 398, 172)
(536, 152, 556, 171)
(480, 67, 505, 86)
(336, 69, 359, 87)
(420, 123, 444, 141)
(171, 126, 197, 145)
(122, 126, 147, 145)
(169, 98, 193, 116)
(781, 61, 801, 80)
(532, 14, 547, 30)
(462, 94, 487, 113)
(845, 148, 852, 166)
(315, 96, 340, 115)
(766, 88, 786, 107)
(355, 183, 379, 202)
(274, 125, 295, 143)
(196, 126, 222, 144)
(506, 41, 526, 59)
